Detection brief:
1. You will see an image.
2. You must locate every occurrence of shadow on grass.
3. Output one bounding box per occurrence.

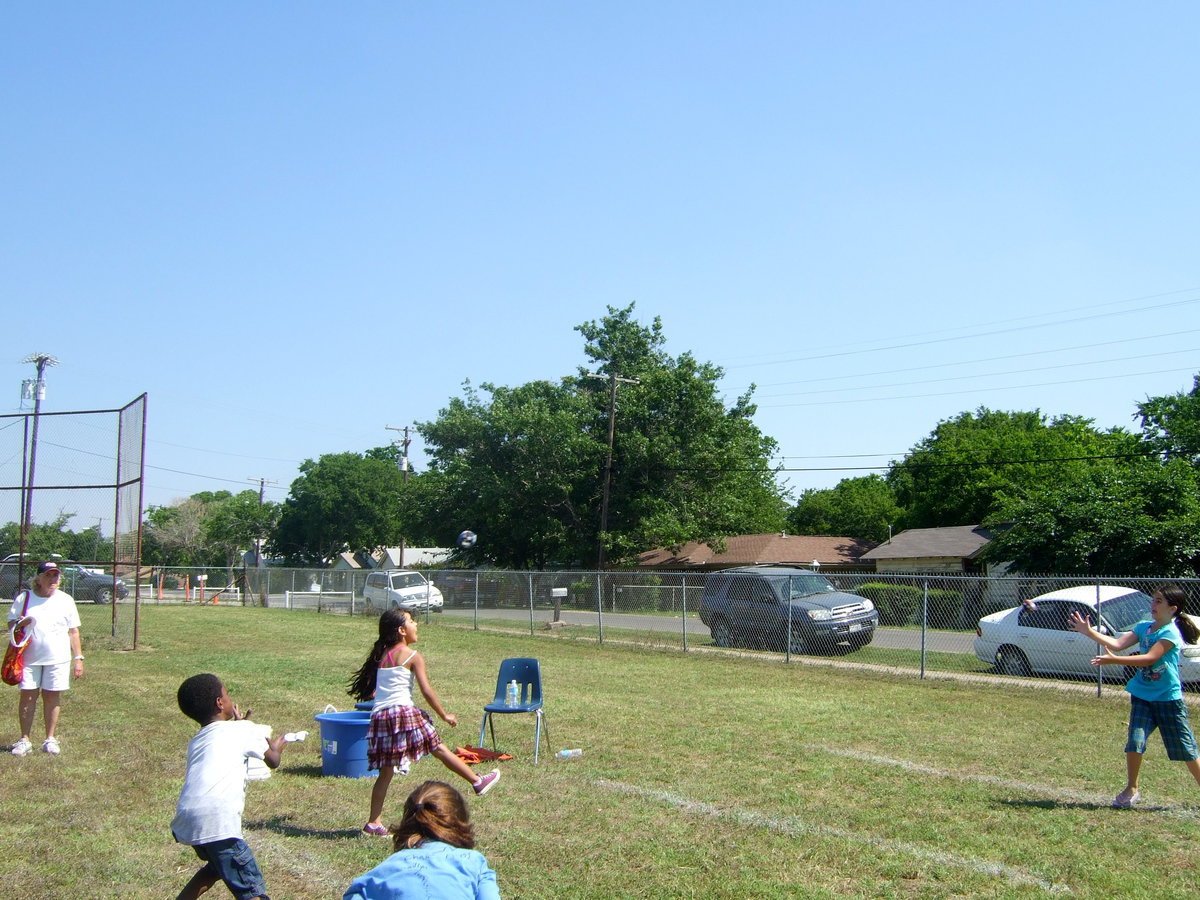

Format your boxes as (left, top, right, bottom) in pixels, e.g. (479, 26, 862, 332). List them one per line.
(997, 798, 1109, 812)
(285, 763, 378, 781)
(248, 814, 364, 839)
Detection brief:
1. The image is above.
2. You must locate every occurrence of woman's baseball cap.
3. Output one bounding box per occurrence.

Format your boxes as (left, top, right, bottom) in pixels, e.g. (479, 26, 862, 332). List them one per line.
(36, 560, 61, 575)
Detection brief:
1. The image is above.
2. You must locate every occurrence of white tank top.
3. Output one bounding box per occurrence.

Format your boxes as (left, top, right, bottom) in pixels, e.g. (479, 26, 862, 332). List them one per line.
(373, 649, 418, 710)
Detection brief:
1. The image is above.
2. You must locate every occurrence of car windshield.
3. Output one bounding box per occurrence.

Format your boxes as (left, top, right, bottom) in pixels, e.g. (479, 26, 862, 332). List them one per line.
(769, 574, 835, 600)
(1099, 591, 1155, 633)
(392, 573, 425, 589)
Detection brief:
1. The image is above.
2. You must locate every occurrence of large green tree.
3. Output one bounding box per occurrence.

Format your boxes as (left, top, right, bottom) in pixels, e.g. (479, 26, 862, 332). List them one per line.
(144, 491, 279, 569)
(409, 304, 787, 568)
(1137, 374, 1200, 463)
(272, 452, 404, 565)
(786, 474, 900, 543)
(0, 513, 112, 564)
(982, 374, 1200, 575)
(887, 408, 1139, 529)
(984, 457, 1200, 575)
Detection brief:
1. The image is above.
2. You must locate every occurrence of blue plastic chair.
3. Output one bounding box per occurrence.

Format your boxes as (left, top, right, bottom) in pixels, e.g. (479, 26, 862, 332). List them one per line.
(479, 658, 549, 765)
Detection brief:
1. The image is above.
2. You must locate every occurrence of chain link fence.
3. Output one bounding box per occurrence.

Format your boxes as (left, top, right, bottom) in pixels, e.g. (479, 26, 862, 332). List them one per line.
(128, 565, 1200, 697)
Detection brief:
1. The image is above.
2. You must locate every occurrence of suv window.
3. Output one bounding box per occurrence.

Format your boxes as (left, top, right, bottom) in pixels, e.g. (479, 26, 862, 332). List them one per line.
(771, 574, 835, 599)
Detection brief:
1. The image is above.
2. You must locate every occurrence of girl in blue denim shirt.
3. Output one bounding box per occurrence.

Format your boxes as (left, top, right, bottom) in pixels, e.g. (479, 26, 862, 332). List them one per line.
(343, 780, 500, 900)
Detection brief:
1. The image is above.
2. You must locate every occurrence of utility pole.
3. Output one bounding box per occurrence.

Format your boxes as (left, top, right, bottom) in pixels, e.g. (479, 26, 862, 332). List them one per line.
(246, 477, 278, 566)
(586, 372, 639, 570)
(386, 425, 412, 567)
(20, 352, 58, 535)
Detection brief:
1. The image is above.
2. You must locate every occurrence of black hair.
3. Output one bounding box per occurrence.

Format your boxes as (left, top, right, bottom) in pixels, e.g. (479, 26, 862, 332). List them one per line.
(392, 781, 476, 850)
(178, 673, 224, 725)
(1157, 584, 1200, 645)
(347, 609, 410, 702)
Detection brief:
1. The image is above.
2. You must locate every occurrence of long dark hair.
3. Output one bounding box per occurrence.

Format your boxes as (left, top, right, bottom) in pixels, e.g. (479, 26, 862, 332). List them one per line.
(1157, 584, 1200, 645)
(347, 609, 410, 702)
(392, 780, 476, 851)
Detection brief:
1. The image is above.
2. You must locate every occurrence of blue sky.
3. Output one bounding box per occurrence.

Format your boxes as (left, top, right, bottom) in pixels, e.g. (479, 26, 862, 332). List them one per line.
(3, 3, 1199, 535)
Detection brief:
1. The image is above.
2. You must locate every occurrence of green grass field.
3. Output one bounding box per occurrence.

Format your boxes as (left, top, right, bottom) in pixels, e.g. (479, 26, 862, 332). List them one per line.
(4, 604, 1200, 899)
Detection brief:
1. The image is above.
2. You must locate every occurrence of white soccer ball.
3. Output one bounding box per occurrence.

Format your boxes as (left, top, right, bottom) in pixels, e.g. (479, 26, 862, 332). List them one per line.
(456, 530, 478, 550)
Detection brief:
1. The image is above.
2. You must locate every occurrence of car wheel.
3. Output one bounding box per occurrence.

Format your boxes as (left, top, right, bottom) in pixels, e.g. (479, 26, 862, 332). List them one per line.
(847, 631, 874, 650)
(95, 587, 113, 605)
(784, 627, 808, 655)
(995, 645, 1032, 677)
(711, 617, 733, 648)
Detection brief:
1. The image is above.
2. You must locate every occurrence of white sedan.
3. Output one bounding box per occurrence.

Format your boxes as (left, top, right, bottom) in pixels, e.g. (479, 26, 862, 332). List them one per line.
(973, 585, 1200, 685)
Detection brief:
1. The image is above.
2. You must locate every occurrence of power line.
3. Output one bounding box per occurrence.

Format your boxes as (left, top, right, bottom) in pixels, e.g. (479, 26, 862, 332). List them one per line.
(756, 327, 1200, 390)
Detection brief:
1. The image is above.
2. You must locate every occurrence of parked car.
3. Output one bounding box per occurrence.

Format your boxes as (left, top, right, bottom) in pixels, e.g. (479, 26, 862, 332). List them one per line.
(698, 565, 878, 654)
(973, 586, 1200, 684)
(58, 564, 129, 604)
(0, 553, 30, 600)
(362, 569, 444, 612)
(0, 555, 127, 604)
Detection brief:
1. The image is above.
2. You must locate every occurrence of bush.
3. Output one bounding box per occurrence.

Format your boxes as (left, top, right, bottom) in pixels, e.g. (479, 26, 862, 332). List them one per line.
(856, 582, 966, 628)
(857, 583, 921, 625)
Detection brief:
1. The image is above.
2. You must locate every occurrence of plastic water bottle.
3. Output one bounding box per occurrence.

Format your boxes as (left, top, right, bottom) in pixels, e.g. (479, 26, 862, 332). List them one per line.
(556, 748, 582, 759)
(505, 679, 520, 707)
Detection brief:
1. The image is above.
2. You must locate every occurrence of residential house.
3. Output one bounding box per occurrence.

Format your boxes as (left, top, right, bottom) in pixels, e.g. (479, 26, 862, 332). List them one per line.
(637, 532, 875, 573)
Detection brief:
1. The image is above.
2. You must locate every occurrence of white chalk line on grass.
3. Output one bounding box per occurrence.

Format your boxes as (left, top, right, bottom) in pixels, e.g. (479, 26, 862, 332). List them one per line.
(803, 744, 1200, 820)
(594, 778, 1071, 894)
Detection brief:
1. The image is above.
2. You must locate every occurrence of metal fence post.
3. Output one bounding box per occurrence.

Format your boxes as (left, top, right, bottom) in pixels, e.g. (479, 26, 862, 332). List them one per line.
(920, 579, 929, 679)
(595, 574, 604, 644)
(681, 574, 688, 652)
(786, 575, 793, 663)
(1095, 578, 1104, 697)
(528, 573, 535, 636)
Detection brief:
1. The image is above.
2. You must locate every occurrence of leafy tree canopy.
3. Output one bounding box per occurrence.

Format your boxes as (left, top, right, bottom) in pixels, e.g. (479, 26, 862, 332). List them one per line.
(1137, 374, 1200, 463)
(984, 457, 1200, 576)
(272, 452, 404, 565)
(0, 513, 112, 565)
(786, 474, 900, 544)
(886, 407, 1140, 529)
(409, 304, 787, 568)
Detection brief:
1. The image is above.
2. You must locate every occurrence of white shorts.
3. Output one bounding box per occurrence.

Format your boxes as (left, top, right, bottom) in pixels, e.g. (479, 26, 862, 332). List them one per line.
(19, 661, 71, 692)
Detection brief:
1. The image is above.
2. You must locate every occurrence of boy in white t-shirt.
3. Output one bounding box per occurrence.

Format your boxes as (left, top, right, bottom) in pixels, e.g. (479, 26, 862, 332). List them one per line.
(171, 674, 288, 900)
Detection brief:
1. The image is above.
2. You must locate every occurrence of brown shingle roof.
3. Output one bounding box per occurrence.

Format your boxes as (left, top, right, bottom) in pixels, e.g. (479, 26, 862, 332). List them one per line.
(859, 525, 992, 561)
(637, 533, 875, 569)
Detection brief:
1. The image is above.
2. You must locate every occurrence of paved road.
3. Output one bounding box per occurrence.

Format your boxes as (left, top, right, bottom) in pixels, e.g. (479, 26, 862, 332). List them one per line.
(438, 606, 977, 655)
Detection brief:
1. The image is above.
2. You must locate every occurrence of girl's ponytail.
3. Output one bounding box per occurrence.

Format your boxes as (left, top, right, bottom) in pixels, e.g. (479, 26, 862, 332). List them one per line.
(1159, 584, 1200, 646)
(347, 609, 409, 701)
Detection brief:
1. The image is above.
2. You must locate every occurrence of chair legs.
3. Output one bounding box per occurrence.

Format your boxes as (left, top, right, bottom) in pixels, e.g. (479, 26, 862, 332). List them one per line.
(478, 710, 549, 765)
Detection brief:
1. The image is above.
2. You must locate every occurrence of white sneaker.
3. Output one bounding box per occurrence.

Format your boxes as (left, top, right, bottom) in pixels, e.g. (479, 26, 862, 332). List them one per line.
(11, 738, 33, 756)
(42, 737, 61, 755)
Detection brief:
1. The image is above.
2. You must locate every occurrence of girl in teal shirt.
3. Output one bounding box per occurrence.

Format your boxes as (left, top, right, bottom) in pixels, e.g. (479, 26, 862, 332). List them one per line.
(1070, 584, 1200, 808)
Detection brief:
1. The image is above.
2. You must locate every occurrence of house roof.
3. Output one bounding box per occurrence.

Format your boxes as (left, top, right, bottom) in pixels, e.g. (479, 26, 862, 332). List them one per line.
(333, 548, 452, 569)
(637, 533, 875, 569)
(859, 525, 992, 561)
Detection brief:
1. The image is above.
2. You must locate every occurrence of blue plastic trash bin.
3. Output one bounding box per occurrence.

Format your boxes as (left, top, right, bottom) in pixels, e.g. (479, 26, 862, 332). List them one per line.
(314, 709, 378, 778)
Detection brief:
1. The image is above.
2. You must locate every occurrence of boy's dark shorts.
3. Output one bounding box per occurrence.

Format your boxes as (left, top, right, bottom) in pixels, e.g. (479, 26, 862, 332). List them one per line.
(1126, 696, 1200, 760)
(192, 837, 269, 900)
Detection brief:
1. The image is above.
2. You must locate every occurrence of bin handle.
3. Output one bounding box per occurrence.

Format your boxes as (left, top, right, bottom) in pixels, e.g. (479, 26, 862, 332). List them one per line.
(322, 703, 337, 713)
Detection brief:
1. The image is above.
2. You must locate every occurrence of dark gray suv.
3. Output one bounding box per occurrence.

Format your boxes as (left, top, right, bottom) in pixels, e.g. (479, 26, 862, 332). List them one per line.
(699, 565, 878, 654)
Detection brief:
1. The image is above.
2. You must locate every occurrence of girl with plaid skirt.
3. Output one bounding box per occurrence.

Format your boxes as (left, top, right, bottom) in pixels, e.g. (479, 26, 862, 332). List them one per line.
(349, 610, 501, 836)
